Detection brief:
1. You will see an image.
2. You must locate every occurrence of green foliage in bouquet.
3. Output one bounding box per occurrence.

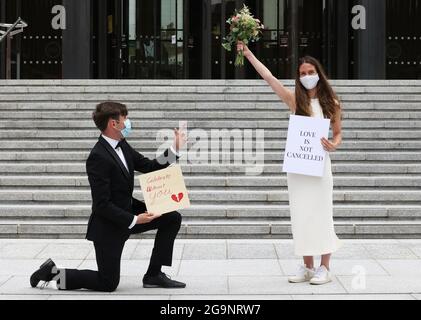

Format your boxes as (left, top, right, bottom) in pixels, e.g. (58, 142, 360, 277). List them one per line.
(222, 4, 264, 67)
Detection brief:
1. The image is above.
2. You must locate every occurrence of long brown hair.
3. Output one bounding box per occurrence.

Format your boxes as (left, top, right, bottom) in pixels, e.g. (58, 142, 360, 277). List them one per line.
(295, 56, 341, 123)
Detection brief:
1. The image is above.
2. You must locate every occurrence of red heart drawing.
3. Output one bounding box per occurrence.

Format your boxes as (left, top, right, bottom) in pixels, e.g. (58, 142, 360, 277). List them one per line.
(178, 192, 184, 201)
(171, 193, 184, 203)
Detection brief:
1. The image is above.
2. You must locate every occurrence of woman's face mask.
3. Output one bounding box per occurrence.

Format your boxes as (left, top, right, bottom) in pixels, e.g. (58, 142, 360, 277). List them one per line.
(300, 74, 320, 90)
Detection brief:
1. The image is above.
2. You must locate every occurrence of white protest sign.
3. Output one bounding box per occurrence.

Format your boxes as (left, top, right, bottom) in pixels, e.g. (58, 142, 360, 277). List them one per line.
(282, 115, 330, 177)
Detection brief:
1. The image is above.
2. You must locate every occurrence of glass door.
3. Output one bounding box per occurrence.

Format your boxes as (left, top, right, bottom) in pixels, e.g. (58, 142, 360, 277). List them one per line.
(254, 0, 290, 79)
(2, 0, 63, 79)
(159, 0, 184, 79)
(211, 0, 238, 79)
(185, 0, 201, 78)
(251, 0, 324, 79)
(200, 0, 325, 79)
(97, 0, 185, 79)
(386, 0, 421, 79)
(123, 0, 157, 79)
(199, 0, 243, 79)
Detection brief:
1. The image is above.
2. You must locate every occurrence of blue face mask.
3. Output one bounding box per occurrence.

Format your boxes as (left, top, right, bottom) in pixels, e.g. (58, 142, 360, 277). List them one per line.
(120, 119, 132, 138)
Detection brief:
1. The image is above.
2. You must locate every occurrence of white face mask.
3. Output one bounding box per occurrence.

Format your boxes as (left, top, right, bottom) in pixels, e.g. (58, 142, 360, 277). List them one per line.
(300, 74, 320, 90)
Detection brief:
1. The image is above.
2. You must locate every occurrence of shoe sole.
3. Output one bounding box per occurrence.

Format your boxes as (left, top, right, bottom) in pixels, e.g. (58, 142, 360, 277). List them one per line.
(310, 279, 332, 285)
(143, 284, 160, 288)
(30, 258, 53, 288)
(143, 284, 186, 289)
(288, 279, 311, 283)
(30, 276, 39, 288)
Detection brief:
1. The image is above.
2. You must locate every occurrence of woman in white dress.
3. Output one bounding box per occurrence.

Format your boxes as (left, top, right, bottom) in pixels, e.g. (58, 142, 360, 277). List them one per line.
(238, 42, 343, 285)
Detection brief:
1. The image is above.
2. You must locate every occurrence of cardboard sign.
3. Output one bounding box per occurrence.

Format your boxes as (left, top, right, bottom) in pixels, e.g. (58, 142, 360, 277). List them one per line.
(282, 115, 330, 177)
(139, 164, 190, 215)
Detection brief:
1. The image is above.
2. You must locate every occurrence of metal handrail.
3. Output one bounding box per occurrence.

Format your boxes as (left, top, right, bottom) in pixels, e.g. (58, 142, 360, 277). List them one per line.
(1, 17, 28, 79)
(0, 17, 28, 42)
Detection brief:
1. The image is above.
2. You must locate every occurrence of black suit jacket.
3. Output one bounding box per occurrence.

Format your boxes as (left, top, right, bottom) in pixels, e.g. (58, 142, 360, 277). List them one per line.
(85, 135, 179, 243)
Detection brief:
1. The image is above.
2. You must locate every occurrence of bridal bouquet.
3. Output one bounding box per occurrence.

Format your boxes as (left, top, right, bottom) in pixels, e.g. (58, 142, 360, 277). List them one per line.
(222, 4, 264, 67)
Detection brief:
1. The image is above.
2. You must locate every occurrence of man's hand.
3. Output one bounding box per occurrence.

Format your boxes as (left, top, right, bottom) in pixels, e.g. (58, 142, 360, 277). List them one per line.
(136, 211, 162, 224)
(172, 127, 187, 152)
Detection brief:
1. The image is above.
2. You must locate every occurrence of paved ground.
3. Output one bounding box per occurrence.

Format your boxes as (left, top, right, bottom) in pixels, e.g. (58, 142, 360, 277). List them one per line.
(0, 238, 421, 300)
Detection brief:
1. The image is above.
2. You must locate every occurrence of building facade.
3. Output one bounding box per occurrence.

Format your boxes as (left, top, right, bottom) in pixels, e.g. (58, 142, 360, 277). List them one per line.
(1, 0, 420, 80)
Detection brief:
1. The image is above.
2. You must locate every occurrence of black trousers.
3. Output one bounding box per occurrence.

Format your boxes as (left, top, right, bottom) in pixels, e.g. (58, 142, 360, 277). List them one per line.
(61, 211, 181, 292)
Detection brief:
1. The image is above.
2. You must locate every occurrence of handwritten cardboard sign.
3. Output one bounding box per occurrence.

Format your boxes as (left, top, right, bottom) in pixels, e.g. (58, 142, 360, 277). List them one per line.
(139, 164, 190, 215)
(282, 115, 330, 177)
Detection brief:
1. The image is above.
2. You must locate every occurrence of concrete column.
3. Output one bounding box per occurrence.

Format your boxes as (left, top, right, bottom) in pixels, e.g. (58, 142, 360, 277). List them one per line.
(0, 0, 6, 79)
(62, 0, 92, 78)
(355, 0, 386, 79)
(289, 0, 299, 78)
(202, 0, 211, 79)
(336, 0, 351, 79)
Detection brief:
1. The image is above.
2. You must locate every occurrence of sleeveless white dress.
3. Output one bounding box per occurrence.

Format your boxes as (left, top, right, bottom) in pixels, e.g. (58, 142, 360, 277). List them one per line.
(287, 98, 343, 256)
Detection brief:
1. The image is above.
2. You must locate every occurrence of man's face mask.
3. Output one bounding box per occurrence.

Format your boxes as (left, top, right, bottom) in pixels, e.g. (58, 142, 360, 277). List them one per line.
(115, 118, 132, 138)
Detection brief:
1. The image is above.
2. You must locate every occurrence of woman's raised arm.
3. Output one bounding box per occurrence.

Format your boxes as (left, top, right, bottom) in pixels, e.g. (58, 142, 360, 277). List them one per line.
(238, 41, 295, 113)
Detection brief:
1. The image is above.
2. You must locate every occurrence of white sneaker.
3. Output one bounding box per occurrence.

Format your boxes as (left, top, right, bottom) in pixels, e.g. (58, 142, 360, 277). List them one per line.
(310, 265, 332, 285)
(288, 265, 315, 283)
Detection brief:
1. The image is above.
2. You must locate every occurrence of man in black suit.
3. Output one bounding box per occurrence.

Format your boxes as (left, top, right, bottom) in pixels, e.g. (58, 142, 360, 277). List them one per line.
(30, 101, 187, 291)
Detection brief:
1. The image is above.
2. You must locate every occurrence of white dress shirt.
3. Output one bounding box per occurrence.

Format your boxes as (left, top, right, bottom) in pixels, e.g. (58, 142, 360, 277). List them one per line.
(101, 134, 179, 229)
(102, 134, 129, 171)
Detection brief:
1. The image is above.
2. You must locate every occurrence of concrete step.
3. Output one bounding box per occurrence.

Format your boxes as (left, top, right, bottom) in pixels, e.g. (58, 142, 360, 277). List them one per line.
(0, 189, 419, 204)
(2, 102, 421, 111)
(0, 175, 419, 188)
(1, 140, 420, 150)
(0, 218, 420, 239)
(0, 204, 420, 219)
(1, 79, 421, 86)
(0, 163, 420, 174)
(1, 84, 421, 94)
(1, 151, 421, 162)
(2, 130, 421, 140)
(2, 119, 421, 129)
(3, 110, 421, 120)
(1, 93, 421, 103)
(0, 79, 420, 239)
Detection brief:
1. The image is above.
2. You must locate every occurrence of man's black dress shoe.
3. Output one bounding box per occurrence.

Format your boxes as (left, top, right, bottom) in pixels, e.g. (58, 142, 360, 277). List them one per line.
(143, 272, 186, 288)
(30, 258, 56, 288)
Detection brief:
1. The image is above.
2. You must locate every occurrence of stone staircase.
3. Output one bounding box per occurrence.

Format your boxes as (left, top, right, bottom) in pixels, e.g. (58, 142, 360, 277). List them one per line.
(0, 79, 420, 239)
